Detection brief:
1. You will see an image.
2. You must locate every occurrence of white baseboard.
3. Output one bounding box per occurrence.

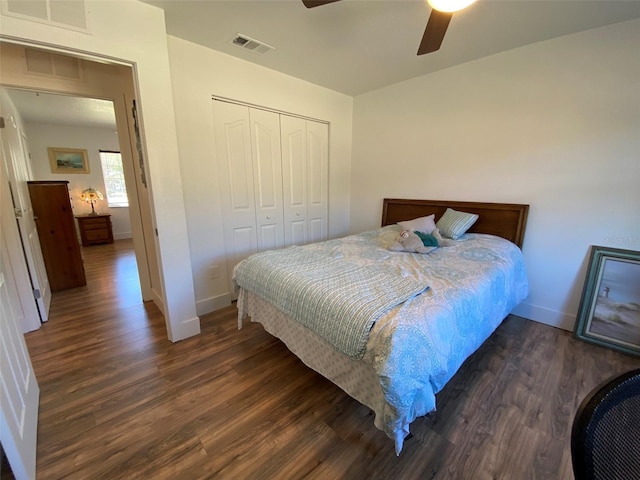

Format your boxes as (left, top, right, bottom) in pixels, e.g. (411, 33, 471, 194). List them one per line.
(171, 293, 233, 341)
(113, 232, 133, 240)
(512, 302, 575, 331)
(171, 315, 202, 341)
(196, 293, 233, 316)
(152, 288, 164, 315)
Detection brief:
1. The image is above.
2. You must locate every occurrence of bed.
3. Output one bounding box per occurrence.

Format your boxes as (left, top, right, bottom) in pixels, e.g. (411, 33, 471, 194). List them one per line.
(234, 198, 529, 454)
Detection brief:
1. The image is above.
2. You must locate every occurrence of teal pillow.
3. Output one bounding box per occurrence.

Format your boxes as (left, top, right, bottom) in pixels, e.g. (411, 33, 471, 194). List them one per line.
(436, 208, 479, 239)
(413, 230, 439, 247)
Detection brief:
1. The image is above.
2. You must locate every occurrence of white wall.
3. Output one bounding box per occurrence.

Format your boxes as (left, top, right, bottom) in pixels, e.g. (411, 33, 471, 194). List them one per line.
(167, 36, 354, 315)
(0, 0, 199, 341)
(351, 19, 640, 331)
(25, 123, 133, 239)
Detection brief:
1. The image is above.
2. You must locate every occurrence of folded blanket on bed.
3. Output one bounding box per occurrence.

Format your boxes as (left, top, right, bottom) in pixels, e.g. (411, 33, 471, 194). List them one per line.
(233, 246, 429, 359)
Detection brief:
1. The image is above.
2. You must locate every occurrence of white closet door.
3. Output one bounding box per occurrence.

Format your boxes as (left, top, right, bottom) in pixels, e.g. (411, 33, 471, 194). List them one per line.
(214, 100, 328, 297)
(306, 121, 328, 244)
(281, 116, 328, 246)
(213, 102, 258, 284)
(280, 115, 308, 246)
(249, 109, 284, 251)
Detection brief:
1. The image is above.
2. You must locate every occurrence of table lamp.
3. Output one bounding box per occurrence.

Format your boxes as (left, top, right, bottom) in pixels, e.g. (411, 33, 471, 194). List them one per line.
(80, 188, 103, 215)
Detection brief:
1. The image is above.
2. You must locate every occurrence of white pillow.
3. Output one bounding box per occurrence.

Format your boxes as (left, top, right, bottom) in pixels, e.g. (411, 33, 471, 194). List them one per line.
(436, 208, 479, 239)
(397, 214, 436, 234)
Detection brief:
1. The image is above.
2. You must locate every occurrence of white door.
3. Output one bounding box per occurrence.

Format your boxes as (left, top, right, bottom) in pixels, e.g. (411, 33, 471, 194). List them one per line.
(0, 92, 51, 325)
(214, 101, 259, 292)
(280, 115, 308, 246)
(16, 129, 51, 321)
(306, 121, 328, 244)
(1, 143, 41, 333)
(0, 226, 40, 480)
(281, 117, 328, 246)
(249, 108, 284, 252)
(215, 102, 286, 291)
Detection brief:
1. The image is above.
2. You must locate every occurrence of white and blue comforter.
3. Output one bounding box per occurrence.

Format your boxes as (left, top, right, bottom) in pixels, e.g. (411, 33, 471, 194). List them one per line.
(233, 246, 429, 360)
(233, 226, 528, 453)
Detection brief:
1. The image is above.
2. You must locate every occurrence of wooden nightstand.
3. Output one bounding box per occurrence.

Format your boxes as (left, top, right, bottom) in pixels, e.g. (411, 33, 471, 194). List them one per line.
(75, 214, 114, 246)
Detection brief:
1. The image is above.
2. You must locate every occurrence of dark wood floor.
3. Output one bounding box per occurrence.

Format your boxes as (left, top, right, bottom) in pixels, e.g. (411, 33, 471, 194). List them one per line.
(20, 240, 639, 479)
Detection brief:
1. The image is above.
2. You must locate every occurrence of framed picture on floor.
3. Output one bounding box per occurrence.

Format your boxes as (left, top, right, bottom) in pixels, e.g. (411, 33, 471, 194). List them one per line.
(574, 245, 640, 357)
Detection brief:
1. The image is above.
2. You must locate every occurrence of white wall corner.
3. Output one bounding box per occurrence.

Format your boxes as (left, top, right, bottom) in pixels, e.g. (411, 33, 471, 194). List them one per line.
(152, 288, 165, 316)
(512, 302, 576, 332)
(196, 293, 232, 317)
(170, 315, 202, 342)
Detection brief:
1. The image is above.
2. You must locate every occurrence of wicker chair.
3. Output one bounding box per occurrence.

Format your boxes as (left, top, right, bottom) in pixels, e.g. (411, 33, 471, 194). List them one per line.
(571, 368, 640, 480)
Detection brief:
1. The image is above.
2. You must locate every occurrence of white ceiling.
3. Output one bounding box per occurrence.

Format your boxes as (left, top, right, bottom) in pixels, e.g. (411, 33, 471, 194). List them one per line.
(6, 89, 116, 129)
(6, 1, 640, 125)
(141, 0, 640, 96)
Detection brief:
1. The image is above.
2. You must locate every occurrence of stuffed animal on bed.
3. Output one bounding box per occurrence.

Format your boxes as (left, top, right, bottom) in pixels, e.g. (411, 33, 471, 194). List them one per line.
(388, 228, 444, 254)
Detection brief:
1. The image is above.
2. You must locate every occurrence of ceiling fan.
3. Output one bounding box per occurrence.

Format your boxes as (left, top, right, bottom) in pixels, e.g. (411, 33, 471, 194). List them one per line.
(301, 0, 477, 55)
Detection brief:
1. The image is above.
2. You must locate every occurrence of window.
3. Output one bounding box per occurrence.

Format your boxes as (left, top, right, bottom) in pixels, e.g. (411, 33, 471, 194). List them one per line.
(99, 150, 128, 207)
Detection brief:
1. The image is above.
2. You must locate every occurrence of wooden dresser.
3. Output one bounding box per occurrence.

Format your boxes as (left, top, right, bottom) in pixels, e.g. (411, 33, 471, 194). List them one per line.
(75, 214, 114, 246)
(27, 181, 87, 292)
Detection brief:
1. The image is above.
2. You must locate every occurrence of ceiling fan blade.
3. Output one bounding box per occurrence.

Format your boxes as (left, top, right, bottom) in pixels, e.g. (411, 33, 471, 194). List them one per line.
(302, 0, 341, 7)
(417, 10, 453, 55)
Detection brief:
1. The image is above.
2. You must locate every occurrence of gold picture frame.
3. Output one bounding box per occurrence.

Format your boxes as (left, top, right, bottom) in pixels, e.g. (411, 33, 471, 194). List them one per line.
(48, 147, 90, 174)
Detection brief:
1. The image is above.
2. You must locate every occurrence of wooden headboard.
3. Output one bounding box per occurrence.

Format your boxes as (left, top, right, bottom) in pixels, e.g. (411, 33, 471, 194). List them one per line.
(381, 199, 529, 248)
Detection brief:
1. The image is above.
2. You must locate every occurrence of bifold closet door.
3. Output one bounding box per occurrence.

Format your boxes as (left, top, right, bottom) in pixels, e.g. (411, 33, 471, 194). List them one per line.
(280, 116, 328, 246)
(213, 101, 284, 291)
(306, 120, 329, 244)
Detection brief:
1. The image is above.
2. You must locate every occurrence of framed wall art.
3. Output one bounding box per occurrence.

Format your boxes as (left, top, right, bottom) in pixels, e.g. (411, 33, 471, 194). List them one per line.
(48, 147, 90, 174)
(574, 245, 640, 357)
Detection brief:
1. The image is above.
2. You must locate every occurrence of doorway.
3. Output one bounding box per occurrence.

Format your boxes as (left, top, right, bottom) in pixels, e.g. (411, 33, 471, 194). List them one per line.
(5, 88, 145, 311)
(0, 41, 163, 331)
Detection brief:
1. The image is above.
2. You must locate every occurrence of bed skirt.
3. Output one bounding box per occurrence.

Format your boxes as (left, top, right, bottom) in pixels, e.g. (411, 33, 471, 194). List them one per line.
(237, 288, 389, 433)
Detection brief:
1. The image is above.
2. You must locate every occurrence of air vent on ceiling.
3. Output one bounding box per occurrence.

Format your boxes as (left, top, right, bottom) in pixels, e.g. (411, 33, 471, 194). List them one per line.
(230, 34, 275, 55)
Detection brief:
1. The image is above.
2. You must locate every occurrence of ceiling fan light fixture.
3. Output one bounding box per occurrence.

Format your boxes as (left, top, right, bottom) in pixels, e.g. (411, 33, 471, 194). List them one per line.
(427, 0, 477, 13)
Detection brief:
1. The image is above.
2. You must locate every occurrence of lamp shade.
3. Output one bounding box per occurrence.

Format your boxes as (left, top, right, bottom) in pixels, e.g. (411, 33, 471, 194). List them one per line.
(81, 188, 103, 215)
(81, 188, 103, 203)
(427, 0, 477, 13)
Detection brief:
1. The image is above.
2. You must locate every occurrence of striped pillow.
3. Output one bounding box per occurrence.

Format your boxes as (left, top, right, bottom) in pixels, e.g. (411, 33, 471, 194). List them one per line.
(436, 208, 479, 239)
